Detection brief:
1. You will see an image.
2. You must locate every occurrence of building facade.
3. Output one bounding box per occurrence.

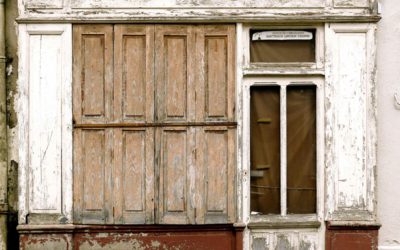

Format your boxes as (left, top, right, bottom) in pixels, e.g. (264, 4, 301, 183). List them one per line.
(2, 0, 399, 249)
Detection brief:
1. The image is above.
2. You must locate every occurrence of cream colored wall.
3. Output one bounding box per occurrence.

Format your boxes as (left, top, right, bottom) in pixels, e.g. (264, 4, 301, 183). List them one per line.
(377, 0, 400, 248)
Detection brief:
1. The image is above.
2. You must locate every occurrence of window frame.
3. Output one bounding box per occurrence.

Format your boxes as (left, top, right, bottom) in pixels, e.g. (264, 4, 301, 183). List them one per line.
(241, 76, 325, 227)
(242, 25, 325, 74)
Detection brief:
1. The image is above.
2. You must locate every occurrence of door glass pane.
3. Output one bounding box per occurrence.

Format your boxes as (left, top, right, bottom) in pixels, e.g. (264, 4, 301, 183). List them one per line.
(250, 86, 280, 214)
(286, 85, 316, 214)
(250, 30, 316, 63)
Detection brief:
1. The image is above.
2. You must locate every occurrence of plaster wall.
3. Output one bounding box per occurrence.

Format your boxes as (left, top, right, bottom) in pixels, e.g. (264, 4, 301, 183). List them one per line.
(377, 0, 400, 248)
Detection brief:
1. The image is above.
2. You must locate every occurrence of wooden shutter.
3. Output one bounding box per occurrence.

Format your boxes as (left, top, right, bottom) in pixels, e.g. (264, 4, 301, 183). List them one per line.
(194, 25, 236, 224)
(113, 25, 155, 224)
(73, 24, 236, 225)
(73, 25, 113, 224)
(155, 25, 197, 224)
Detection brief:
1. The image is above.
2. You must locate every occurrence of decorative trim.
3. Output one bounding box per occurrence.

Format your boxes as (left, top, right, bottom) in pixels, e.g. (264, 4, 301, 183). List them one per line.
(16, 14, 381, 24)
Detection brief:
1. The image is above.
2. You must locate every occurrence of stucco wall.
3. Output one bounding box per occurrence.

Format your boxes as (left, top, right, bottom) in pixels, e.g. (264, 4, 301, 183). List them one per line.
(377, 0, 400, 248)
(5, 0, 19, 249)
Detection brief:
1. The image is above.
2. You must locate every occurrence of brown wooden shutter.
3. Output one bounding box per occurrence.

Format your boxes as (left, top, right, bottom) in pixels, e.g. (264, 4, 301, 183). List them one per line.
(194, 25, 236, 224)
(73, 25, 114, 224)
(113, 25, 155, 224)
(155, 25, 197, 224)
(73, 24, 235, 225)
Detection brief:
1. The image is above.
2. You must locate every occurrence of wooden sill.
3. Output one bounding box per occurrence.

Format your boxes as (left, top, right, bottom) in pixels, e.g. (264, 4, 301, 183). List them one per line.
(248, 214, 321, 229)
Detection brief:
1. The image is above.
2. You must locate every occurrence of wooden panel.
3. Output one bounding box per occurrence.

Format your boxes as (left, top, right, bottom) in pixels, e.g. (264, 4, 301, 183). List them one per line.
(73, 25, 113, 124)
(196, 25, 235, 122)
(158, 127, 195, 224)
(123, 37, 146, 118)
(336, 33, 367, 210)
(19, 24, 73, 224)
(124, 131, 145, 211)
(251, 230, 319, 250)
(113, 128, 155, 224)
(205, 130, 228, 213)
(74, 129, 112, 224)
(196, 127, 235, 224)
(82, 35, 105, 117)
(206, 37, 227, 118)
(166, 37, 187, 118)
(82, 130, 105, 211)
(155, 26, 195, 122)
(28, 34, 62, 213)
(325, 23, 377, 220)
(114, 25, 154, 123)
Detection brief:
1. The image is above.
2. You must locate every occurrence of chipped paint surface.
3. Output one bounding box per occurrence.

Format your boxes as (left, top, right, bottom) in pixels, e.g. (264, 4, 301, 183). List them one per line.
(18, 226, 243, 250)
(251, 230, 319, 250)
(334, 0, 370, 8)
(325, 23, 377, 221)
(20, 234, 72, 250)
(17, 24, 73, 224)
(16, 0, 378, 23)
(70, 0, 326, 8)
(377, 0, 400, 248)
(12, 1, 380, 250)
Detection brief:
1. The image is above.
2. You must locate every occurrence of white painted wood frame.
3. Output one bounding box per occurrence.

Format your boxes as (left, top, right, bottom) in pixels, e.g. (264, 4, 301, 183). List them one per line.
(241, 76, 325, 221)
(18, 23, 72, 224)
(241, 25, 325, 72)
(18, 0, 379, 22)
(241, 76, 325, 250)
(325, 23, 377, 221)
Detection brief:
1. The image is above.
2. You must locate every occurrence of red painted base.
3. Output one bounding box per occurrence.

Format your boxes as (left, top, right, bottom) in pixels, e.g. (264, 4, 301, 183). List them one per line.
(325, 222, 380, 250)
(19, 224, 245, 250)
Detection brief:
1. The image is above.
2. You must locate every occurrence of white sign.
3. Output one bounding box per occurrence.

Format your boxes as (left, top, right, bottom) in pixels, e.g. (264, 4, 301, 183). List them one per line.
(252, 30, 313, 41)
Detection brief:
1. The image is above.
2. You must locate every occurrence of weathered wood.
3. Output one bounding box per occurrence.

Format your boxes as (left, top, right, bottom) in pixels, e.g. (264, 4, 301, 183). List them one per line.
(19, 0, 379, 23)
(74, 129, 113, 224)
(18, 24, 73, 224)
(28, 33, 62, 213)
(72, 24, 236, 225)
(325, 23, 377, 221)
(157, 127, 195, 224)
(196, 127, 236, 224)
(114, 25, 155, 123)
(155, 25, 195, 122)
(251, 230, 319, 250)
(334, 0, 370, 8)
(25, 0, 63, 9)
(73, 122, 237, 128)
(113, 128, 155, 224)
(69, 0, 326, 8)
(197, 25, 236, 122)
(72, 24, 113, 125)
(73, 25, 114, 224)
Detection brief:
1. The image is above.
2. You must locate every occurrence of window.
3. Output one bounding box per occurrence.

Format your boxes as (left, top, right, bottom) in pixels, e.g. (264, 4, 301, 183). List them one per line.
(243, 77, 323, 222)
(250, 84, 317, 215)
(250, 29, 316, 63)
